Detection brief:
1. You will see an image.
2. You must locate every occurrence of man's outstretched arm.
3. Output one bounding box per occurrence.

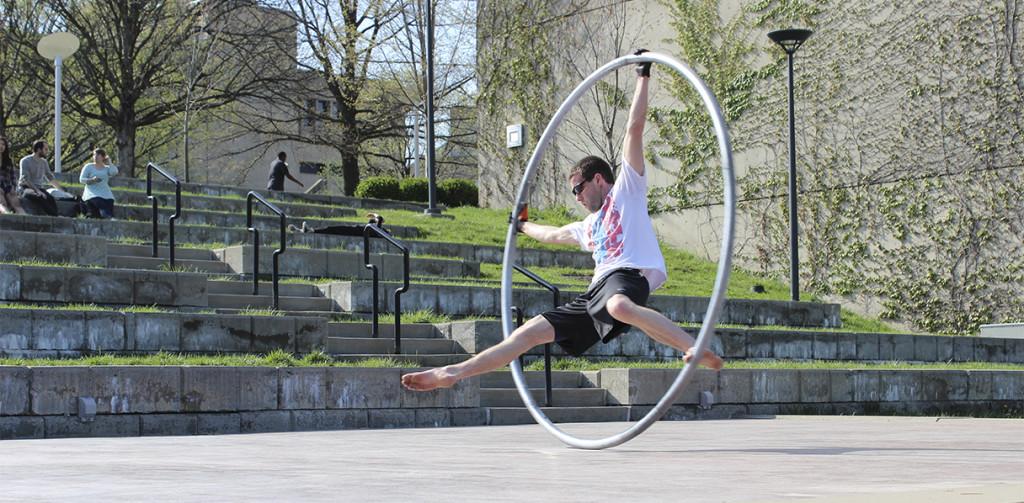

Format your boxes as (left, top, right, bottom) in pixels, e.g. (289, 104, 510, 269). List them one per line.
(623, 50, 651, 176)
(518, 221, 579, 246)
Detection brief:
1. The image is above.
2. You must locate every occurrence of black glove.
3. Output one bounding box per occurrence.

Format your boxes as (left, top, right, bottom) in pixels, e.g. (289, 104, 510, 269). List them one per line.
(634, 48, 651, 78)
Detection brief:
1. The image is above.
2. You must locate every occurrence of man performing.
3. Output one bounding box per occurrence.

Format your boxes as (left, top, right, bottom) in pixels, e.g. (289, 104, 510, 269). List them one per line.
(402, 52, 723, 392)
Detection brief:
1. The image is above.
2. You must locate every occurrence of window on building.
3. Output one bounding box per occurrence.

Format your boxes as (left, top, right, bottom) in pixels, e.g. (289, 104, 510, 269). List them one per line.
(299, 162, 323, 174)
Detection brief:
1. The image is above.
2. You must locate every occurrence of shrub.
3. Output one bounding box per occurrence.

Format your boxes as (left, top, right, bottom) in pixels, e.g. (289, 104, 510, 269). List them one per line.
(354, 176, 401, 200)
(399, 177, 430, 202)
(438, 178, 479, 207)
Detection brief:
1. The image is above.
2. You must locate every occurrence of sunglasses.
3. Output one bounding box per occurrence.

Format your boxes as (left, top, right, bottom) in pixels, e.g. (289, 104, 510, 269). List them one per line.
(571, 176, 593, 196)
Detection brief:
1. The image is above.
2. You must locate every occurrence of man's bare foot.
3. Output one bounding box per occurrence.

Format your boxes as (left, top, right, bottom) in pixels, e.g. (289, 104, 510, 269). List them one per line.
(401, 367, 457, 391)
(683, 348, 724, 370)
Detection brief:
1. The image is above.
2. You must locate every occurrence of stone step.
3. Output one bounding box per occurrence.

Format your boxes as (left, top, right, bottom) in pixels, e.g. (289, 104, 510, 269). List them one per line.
(207, 280, 320, 297)
(107, 243, 217, 261)
(326, 337, 462, 355)
(215, 245, 479, 280)
(328, 322, 442, 339)
(486, 406, 631, 426)
(207, 293, 333, 311)
(329, 353, 471, 366)
(479, 370, 586, 388)
(480, 388, 608, 407)
(115, 191, 359, 220)
(107, 255, 232, 273)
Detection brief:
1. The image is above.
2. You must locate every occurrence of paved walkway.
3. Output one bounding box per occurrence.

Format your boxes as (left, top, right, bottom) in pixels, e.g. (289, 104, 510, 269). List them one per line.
(1, 416, 1022, 502)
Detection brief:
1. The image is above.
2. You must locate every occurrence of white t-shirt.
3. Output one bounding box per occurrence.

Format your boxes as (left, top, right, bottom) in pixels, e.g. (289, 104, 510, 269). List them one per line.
(566, 159, 667, 291)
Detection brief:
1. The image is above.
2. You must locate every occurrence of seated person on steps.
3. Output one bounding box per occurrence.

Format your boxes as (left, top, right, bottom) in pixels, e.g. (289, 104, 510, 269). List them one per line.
(402, 50, 723, 392)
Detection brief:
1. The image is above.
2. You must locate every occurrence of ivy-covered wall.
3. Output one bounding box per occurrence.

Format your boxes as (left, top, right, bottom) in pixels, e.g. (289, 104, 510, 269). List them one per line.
(475, 0, 1024, 334)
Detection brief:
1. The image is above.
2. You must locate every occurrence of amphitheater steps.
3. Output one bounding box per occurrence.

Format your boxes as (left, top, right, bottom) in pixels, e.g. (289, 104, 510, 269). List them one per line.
(326, 337, 462, 355)
(479, 370, 629, 425)
(486, 406, 630, 425)
(480, 388, 608, 407)
(331, 353, 472, 366)
(207, 293, 334, 311)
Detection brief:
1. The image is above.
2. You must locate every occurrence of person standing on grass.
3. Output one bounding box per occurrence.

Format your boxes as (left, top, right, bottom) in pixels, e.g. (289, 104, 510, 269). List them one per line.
(80, 148, 119, 219)
(402, 50, 723, 392)
(267, 151, 304, 191)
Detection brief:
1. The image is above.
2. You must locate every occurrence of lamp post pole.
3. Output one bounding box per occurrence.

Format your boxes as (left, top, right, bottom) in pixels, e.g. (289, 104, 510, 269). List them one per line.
(37, 32, 80, 175)
(768, 28, 812, 302)
(424, 0, 441, 216)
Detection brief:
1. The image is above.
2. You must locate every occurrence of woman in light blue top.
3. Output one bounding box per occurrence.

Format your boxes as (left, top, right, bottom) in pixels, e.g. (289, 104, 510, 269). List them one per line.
(79, 148, 119, 219)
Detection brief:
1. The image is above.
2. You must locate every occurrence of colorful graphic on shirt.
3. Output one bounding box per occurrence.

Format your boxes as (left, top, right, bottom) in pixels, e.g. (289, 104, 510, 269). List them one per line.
(586, 194, 624, 265)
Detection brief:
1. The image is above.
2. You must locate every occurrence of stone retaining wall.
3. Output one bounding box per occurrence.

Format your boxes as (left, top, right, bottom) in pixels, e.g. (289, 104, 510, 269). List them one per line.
(327, 281, 841, 328)
(601, 368, 1024, 419)
(444, 321, 1024, 363)
(216, 246, 479, 280)
(0, 366, 482, 439)
(0, 230, 107, 266)
(0, 309, 326, 356)
(0, 264, 207, 307)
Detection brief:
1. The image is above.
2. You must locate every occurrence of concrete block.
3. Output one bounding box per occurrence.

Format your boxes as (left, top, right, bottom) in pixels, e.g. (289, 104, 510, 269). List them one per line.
(0, 231, 36, 261)
(240, 411, 292, 433)
(279, 368, 327, 409)
(91, 366, 181, 414)
(197, 413, 241, 435)
(893, 335, 916, 361)
(952, 337, 975, 362)
(85, 311, 126, 351)
(968, 371, 993, 400)
(914, 337, 938, 362)
(715, 330, 747, 358)
(0, 367, 30, 415)
(20, 266, 65, 301)
(0, 416, 44, 440)
(813, 333, 839, 360)
(368, 409, 415, 429)
(132, 313, 180, 351)
(935, 337, 955, 362)
(414, 408, 451, 427)
(799, 370, 831, 402)
(294, 317, 328, 352)
(855, 333, 879, 360)
(180, 315, 251, 352)
(174, 273, 208, 307)
(836, 335, 857, 360)
(852, 371, 881, 402)
(450, 408, 488, 427)
(0, 309, 32, 350)
(76, 236, 107, 265)
(991, 372, 1023, 400)
(29, 368, 91, 415)
(44, 415, 140, 438)
(0, 266, 20, 300)
(250, 316, 295, 353)
(141, 414, 198, 436)
(975, 338, 1007, 363)
(326, 367, 401, 409)
(469, 287, 497, 316)
(830, 371, 855, 402)
(752, 370, 800, 403)
(773, 333, 813, 360)
(747, 332, 773, 358)
(878, 370, 912, 401)
(131, 270, 179, 306)
(44, 232, 77, 261)
(919, 371, 968, 401)
(718, 369, 753, 403)
(1005, 339, 1024, 364)
(293, 409, 368, 431)
(448, 376, 480, 408)
(66, 269, 132, 304)
(32, 311, 86, 350)
(182, 367, 277, 412)
(398, 378, 447, 408)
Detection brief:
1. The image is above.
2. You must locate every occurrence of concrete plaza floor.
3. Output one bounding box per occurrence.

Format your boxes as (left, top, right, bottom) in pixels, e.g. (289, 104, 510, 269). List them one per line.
(1, 416, 1022, 502)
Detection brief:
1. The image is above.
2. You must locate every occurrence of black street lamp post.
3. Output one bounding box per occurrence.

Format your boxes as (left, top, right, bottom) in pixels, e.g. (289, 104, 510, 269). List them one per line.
(768, 28, 812, 302)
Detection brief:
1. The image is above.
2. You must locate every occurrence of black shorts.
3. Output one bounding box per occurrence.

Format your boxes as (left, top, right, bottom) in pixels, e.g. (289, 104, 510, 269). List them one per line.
(540, 268, 651, 357)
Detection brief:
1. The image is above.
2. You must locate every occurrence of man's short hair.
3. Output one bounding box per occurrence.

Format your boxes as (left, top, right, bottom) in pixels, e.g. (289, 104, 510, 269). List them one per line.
(569, 155, 614, 185)
(32, 140, 46, 153)
(277, 151, 287, 161)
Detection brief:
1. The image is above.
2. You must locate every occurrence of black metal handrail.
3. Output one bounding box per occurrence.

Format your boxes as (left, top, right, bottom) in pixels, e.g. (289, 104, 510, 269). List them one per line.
(363, 222, 410, 354)
(511, 264, 559, 408)
(146, 163, 181, 268)
(246, 191, 286, 309)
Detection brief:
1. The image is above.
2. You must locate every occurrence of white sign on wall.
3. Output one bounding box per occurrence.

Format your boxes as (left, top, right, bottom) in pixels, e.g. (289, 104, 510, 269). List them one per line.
(506, 124, 524, 149)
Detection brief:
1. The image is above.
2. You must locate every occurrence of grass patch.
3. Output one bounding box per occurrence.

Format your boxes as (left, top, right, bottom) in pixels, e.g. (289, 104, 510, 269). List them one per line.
(379, 309, 451, 324)
(237, 307, 286, 317)
(0, 303, 169, 313)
